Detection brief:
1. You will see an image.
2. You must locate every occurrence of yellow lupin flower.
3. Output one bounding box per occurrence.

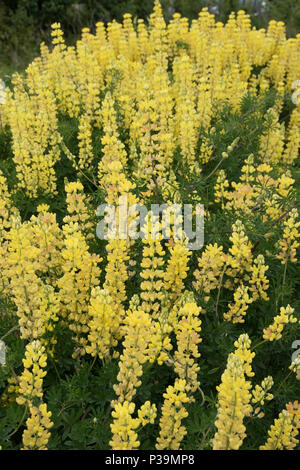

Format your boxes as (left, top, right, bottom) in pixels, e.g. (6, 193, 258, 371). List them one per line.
(224, 284, 253, 323)
(16, 341, 53, 450)
(22, 403, 53, 450)
(112, 309, 153, 404)
(57, 226, 101, 357)
(110, 400, 157, 450)
(212, 353, 252, 450)
(173, 302, 202, 398)
(260, 406, 300, 450)
(277, 208, 300, 264)
(227, 220, 253, 283)
(85, 288, 119, 360)
(156, 379, 189, 450)
(163, 238, 191, 308)
(194, 243, 227, 296)
(248, 254, 269, 301)
(263, 304, 297, 341)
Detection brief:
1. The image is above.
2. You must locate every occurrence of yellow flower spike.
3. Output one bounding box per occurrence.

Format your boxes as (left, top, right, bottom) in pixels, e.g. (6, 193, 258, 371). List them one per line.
(260, 407, 300, 450)
(58, 227, 101, 357)
(63, 180, 95, 239)
(22, 404, 53, 450)
(233, 334, 255, 378)
(249, 254, 269, 301)
(263, 305, 297, 341)
(212, 354, 252, 450)
(85, 288, 119, 360)
(173, 302, 202, 399)
(112, 310, 153, 405)
(6, 214, 62, 344)
(258, 108, 285, 166)
(227, 220, 253, 282)
(16, 341, 53, 450)
(251, 376, 274, 407)
(277, 208, 300, 265)
(110, 399, 156, 450)
(156, 379, 189, 450)
(214, 170, 229, 208)
(194, 243, 227, 295)
(224, 284, 253, 323)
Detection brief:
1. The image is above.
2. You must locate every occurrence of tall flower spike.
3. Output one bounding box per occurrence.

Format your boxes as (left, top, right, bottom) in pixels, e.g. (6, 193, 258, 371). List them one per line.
(58, 227, 101, 357)
(249, 254, 269, 301)
(140, 215, 166, 316)
(156, 379, 189, 450)
(112, 309, 153, 405)
(193, 243, 226, 299)
(17, 341, 53, 450)
(85, 287, 119, 360)
(260, 407, 300, 450)
(227, 220, 253, 283)
(224, 284, 253, 324)
(173, 302, 202, 399)
(277, 208, 300, 265)
(212, 353, 252, 450)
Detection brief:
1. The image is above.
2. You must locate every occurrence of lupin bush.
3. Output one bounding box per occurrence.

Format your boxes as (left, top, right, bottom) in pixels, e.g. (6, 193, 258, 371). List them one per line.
(0, 1, 299, 451)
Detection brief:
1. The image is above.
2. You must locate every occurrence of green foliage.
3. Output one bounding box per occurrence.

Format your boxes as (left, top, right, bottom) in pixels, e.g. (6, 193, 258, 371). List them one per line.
(267, 0, 300, 37)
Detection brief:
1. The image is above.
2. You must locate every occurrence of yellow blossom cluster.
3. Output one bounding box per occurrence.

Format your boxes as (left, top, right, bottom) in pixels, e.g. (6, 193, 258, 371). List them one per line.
(156, 379, 190, 450)
(251, 376, 274, 408)
(22, 403, 53, 450)
(112, 309, 153, 404)
(63, 181, 94, 239)
(263, 305, 298, 341)
(6, 214, 61, 344)
(194, 220, 270, 323)
(173, 302, 202, 398)
(16, 340, 53, 450)
(260, 402, 300, 450)
(5, 73, 60, 197)
(214, 156, 297, 225)
(215, 333, 273, 436)
(277, 208, 300, 264)
(85, 288, 119, 360)
(0, 170, 20, 295)
(140, 217, 166, 316)
(212, 352, 252, 450)
(193, 243, 227, 297)
(58, 226, 101, 357)
(110, 400, 157, 450)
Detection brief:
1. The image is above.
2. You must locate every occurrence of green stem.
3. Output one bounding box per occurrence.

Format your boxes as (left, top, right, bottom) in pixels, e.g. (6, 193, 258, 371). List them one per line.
(275, 370, 292, 395)
(252, 339, 267, 350)
(88, 354, 98, 374)
(0, 324, 20, 341)
(50, 354, 61, 381)
(7, 404, 28, 439)
(281, 260, 288, 301)
(205, 157, 223, 182)
(215, 263, 228, 321)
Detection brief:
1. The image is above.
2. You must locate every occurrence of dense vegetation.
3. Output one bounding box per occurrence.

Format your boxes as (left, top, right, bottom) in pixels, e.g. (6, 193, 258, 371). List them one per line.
(0, 1, 299, 451)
